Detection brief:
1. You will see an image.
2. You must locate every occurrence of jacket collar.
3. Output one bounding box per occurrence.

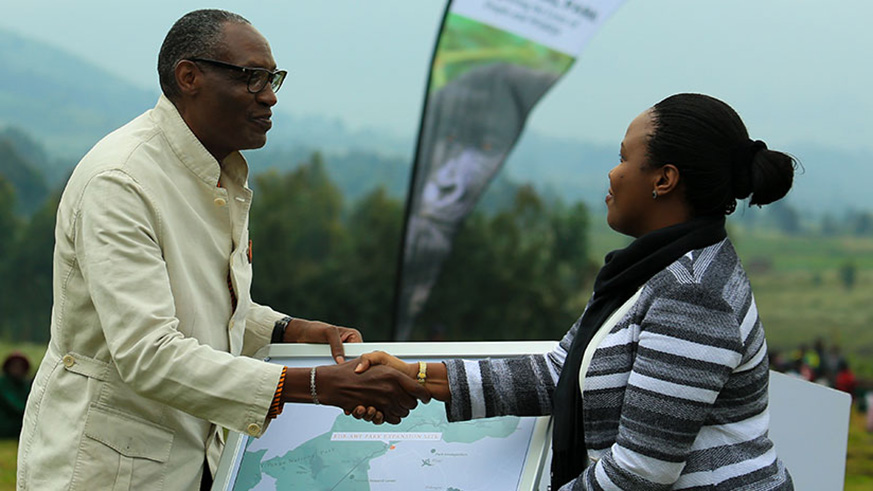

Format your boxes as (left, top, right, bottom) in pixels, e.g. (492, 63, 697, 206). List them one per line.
(149, 95, 250, 188)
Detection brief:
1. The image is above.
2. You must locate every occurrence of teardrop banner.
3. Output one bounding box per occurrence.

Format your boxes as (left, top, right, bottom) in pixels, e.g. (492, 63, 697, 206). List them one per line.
(393, 0, 627, 340)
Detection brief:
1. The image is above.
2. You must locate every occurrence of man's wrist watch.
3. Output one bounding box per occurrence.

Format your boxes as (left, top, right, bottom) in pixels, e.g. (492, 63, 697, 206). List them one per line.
(271, 316, 293, 344)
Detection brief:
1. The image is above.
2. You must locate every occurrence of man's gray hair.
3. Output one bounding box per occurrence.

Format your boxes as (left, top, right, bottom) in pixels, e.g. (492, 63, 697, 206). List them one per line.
(158, 9, 251, 100)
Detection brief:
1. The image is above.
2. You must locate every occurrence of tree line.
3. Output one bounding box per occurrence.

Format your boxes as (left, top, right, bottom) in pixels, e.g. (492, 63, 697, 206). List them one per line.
(0, 151, 598, 344)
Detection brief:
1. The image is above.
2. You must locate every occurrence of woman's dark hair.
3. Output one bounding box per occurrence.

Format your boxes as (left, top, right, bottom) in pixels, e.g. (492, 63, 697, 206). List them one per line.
(648, 93, 795, 216)
(157, 9, 250, 101)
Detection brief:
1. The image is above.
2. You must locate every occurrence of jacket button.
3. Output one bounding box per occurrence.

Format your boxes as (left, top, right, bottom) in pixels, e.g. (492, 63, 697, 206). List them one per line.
(246, 423, 261, 436)
(214, 197, 227, 207)
(63, 355, 75, 368)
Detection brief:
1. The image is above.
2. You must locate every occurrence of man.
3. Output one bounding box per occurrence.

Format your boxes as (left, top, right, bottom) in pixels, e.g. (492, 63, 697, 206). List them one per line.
(17, 10, 427, 490)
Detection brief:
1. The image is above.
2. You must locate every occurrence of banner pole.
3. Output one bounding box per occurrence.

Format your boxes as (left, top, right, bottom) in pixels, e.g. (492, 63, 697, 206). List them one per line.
(390, 1, 454, 340)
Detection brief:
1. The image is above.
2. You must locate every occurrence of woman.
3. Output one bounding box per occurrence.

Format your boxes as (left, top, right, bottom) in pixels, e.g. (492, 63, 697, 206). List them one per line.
(357, 93, 795, 490)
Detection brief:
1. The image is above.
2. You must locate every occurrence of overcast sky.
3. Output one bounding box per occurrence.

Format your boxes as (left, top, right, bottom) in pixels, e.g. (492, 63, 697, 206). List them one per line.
(2, 0, 871, 153)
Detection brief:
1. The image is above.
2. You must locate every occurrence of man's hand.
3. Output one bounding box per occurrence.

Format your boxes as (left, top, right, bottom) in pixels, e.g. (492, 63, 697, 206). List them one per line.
(285, 319, 362, 363)
(347, 351, 432, 421)
(316, 359, 432, 425)
(345, 351, 417, 424)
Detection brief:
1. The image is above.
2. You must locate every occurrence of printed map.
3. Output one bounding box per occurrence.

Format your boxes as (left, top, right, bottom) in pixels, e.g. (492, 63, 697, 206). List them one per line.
(232, 401, 538, 490)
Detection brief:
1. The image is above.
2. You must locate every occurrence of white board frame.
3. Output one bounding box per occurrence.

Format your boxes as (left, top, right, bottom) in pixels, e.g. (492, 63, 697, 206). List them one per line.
(212, 342, 850, 490)
(212, 341, 557, 491)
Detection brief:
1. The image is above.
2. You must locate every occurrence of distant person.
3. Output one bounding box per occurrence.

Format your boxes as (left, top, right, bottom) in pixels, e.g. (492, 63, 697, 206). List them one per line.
(357, 93, 796, 490)
(822, 343, 843, 386)
(0, 352, 30, 439)
(791, 344, 816, 381)
(769, 349, 788, 372)
(811, 336, 829, 383)
(834, 359, 857, 400)
(16, 9, 427, 490)
(784, 358, 806, 379)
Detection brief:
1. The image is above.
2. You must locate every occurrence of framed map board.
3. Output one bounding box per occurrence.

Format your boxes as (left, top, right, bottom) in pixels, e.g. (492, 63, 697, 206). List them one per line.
(212, 341, 557, 491)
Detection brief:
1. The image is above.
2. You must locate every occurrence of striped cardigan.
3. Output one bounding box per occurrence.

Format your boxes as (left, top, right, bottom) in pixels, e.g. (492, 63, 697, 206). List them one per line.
(444, 238, 793, 490)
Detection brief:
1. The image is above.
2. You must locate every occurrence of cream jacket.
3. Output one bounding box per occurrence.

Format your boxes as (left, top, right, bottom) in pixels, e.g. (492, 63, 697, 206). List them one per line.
(17, 96, 286, 490)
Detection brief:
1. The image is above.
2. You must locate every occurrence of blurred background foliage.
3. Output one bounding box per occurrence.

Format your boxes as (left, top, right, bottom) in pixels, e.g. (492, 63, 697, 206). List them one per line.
(1, 130, 872, 370)
(1, 130, 872, 489)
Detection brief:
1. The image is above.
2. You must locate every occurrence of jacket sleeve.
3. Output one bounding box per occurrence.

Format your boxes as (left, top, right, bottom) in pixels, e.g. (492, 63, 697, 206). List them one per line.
(574, 283, 744, 490)
(75, 170, 283, 435)
(242, 302, 286, 357)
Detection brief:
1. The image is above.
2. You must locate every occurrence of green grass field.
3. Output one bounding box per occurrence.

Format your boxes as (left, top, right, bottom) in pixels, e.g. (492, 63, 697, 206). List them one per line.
(1, 229, 871, 487)
(590, 223, 873, 377)
(846, 408, 873, 489)
(0, 440, 14, 489)
(728, 229, 873, 378)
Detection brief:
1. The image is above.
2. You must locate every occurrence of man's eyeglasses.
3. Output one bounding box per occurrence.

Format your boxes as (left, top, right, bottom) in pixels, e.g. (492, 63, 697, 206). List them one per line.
(188, 58, 287, 94)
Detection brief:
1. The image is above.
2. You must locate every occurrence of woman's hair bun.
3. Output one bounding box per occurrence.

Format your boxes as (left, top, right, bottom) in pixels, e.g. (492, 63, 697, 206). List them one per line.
(649, 93, 797, 216)
(745, 146, 795, 206)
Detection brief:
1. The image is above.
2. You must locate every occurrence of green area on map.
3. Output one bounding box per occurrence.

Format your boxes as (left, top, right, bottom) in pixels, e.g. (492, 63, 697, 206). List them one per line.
(236, 402, 520, 490)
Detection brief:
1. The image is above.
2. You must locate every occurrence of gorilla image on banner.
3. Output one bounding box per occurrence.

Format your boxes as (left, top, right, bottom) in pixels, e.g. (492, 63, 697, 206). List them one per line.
(395, 63, 560, 341)
(394, 0, 626, 340)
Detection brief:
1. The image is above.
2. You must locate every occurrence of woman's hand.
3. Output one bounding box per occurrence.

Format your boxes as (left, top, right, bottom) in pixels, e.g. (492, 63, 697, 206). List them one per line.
(348, 351, 451, 420)
(347, 351, 420, 423)
(354, 351, 417, 378)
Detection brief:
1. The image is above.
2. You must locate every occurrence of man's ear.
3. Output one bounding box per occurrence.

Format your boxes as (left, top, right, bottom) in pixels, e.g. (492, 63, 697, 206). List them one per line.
(174, 60, 200, 96)
(654, 164, 681, 196)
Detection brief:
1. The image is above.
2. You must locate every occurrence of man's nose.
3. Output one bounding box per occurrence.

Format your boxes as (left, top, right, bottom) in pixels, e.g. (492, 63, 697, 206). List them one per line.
(257, 85, 278, 106)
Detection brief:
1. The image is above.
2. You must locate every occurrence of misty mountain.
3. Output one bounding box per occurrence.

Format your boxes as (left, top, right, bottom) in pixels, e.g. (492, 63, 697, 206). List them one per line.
(0, 137, 47, 215)
(783, 144, 872, 213)
(500, 133, 873, 217)
(0, 28, 158, 159)
(0, 27, 870, 215)
(267, 112, 414, 158)
(0, 27, 415, 160)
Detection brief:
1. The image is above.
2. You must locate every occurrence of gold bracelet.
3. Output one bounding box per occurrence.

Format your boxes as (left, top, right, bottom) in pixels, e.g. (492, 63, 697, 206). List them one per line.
(416, 361, 427, 386)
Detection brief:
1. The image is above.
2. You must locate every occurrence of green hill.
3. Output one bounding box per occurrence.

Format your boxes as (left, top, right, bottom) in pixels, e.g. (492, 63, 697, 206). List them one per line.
(0, 28, 157, 159)
(0, 131, 48, 215)
(1, 27, 871, 216)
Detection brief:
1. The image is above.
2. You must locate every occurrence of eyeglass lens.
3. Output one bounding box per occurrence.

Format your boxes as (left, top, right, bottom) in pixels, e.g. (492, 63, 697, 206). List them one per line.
(248, 70, 286, 94)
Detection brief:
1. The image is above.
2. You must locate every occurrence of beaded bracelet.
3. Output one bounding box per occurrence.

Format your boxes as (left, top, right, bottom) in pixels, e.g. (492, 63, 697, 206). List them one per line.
(310, 366, 320, 405)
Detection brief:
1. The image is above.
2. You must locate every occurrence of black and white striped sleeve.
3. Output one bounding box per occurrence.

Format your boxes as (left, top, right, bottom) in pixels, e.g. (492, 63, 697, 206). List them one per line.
(442, 320, 578, 422)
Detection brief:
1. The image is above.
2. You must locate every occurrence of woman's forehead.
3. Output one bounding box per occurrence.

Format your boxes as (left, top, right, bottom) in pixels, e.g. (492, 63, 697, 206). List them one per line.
(623, 109, 654, 148)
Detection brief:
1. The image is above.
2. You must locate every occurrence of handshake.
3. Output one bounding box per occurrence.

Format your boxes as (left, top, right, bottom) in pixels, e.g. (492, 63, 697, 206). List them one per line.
(284, 351, 449, 425)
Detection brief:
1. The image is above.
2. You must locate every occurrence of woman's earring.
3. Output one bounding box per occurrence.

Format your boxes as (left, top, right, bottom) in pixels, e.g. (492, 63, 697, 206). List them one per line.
(652, 190, 658, 200)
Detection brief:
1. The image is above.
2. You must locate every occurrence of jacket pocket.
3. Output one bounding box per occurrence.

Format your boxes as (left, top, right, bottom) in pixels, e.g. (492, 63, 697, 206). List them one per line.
(71, 403, 174, 491)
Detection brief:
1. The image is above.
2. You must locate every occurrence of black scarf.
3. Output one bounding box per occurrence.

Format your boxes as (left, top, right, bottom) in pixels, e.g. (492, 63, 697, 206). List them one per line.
(550, 217, 727, 489)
